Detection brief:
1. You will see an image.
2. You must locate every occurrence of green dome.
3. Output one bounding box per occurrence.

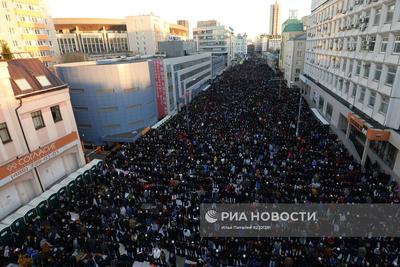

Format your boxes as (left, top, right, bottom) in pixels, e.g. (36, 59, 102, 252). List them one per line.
(282, 19, 304, 33)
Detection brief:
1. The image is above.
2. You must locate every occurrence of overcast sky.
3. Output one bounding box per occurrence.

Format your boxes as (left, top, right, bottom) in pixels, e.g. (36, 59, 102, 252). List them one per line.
(48, 0, 312, 39)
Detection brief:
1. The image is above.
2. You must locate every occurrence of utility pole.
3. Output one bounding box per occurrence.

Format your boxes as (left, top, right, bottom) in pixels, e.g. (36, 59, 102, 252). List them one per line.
(296, 88, 302, 137)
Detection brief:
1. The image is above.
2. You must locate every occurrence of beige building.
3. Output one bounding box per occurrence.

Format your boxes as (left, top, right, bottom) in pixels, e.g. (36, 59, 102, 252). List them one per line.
(284, 33, 306, 87)
(0, 58, 85, 220)
(54, 18, 129, 60)
(269, 1, 282, 35)
(126, 14, 189, 56)
(0, 0, 60, 66)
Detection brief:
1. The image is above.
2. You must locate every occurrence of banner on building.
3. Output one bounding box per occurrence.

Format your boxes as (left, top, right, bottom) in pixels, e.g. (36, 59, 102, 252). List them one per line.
(153, 59, 168, 119)
(0, 132, 79, 185)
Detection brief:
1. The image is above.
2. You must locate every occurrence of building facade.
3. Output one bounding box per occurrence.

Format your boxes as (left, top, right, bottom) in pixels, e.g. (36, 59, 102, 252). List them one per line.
(234, 33, 248, 56)
(55, 58, 158, 145)
(158, 40, 196, 57)
(283, 33, 306, 87)
(162, 53, 212, 114)
(301, 0, 400, 179)
(0, 0, 60, 66)
(0, 58, 85, 220)
(269, 1, 282, 35)
(54, 18, 129, 60)
(177, 20, 190, 37)
(193, 20, 235, 65)
(126, 15, 189, 56)
(279, 19, 305, 69)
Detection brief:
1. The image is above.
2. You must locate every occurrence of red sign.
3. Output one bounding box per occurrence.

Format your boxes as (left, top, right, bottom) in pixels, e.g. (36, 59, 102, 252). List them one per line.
(153, 59, 168, 119)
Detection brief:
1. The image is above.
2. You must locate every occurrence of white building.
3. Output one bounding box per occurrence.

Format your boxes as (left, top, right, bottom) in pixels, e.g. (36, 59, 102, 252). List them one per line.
(301, 0, 400, 179)
(193, 20, 235, 65)
(162, 53, 212, 114)
(255, 34, 282, 55)
(0, 0, 60, 66)
(284, 33, 306, 87)
(126, 14, 189, 56)
(0, 58, 85, 220)
(126, 14, 170, 56)
(234, 34, 248, 56)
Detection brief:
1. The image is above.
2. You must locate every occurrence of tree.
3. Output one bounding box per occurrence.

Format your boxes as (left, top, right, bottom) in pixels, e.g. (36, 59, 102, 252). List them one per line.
(0, 41, 13, 60)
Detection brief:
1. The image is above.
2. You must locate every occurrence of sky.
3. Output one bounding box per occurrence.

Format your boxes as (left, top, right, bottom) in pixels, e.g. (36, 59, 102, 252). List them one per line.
(48, 0, 312, 39)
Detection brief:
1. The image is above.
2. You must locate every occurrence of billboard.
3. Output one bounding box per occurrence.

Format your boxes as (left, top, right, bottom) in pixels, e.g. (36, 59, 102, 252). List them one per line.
(153, 59, 168, 119)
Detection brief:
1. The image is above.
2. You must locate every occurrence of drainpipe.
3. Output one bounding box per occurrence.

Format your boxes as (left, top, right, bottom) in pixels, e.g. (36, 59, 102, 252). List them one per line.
(15, 97, 44, 192)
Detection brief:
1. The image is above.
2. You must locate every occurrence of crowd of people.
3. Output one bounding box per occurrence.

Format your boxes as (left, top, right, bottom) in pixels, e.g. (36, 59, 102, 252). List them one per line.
(1, 60, 400, 267)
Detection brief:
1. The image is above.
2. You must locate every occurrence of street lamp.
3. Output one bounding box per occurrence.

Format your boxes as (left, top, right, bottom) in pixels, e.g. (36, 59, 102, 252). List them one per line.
(295, 83, 303, 137)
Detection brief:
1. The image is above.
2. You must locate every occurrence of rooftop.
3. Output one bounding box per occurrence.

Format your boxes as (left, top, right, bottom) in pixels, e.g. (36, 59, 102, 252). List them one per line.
(54, 55, 161, 68)
(6, 59, 66, 98)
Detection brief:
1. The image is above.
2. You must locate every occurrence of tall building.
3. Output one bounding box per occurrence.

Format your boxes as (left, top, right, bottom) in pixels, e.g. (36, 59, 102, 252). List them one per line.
(289, 9, 299, 19)
(269, 1, 282, 36)
(300, 0, 400, 178)
(193, 20, 235, 65)
(283, 33, 306, 87)
(0, 58, 85, 219)
(54, 18, 129, 61)
(0, 0, 60, 66)
(126, 14, 189, 56)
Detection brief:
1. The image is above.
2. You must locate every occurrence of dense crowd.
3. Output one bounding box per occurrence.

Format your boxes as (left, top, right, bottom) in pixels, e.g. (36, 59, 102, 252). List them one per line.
(1, 60, 400, 267)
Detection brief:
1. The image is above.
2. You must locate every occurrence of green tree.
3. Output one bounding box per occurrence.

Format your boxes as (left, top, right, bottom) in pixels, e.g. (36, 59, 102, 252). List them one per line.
(0, 41, 13, 60)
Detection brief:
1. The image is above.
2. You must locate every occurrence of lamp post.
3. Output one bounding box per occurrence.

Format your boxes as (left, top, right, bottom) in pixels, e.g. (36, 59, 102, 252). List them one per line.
(295, 83, 302, 137)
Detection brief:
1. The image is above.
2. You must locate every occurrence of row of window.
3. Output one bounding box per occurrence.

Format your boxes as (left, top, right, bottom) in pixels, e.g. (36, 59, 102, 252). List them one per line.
(307, 33, 400, 55)
(308, 54, 398, 86)
(309, 0, 399, 38)
(305, 65, 391, 114)
(0, 105, 62, 145)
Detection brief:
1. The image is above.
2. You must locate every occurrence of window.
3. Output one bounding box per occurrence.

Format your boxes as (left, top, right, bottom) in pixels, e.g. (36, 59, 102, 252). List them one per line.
(295, 68, 301, 74)
(374, 64, 382, 81)
(31, 110, 45, 129)
(386, 65, 396, 85)
(318, 96, 325, 110)
(379, 95, 389, 114)
(381, 37, 388, 53)
(36, 75, 51, 87)
(50, 105, 62, 123)
(363, 63, 370, 79)
(394, 36, 400, 54)
(374, 9, 381, 25)
(359, 87, 366, 103)
(369, 36, 376, 51)
(0, 122, 12, 144)
(352, 86, 357, 98)
(368, 91, 376, 107)
(14, 79, 32, 91)
(385, 3, 395, 24)
(356, 61, 361, 75)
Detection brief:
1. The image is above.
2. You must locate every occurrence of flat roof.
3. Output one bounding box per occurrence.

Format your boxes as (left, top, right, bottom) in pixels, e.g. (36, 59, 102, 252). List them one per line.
(54, 56, 160, 68)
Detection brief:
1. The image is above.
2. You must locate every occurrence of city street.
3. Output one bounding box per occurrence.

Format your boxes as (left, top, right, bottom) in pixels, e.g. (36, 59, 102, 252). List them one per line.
(2, 60, 398, 266)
